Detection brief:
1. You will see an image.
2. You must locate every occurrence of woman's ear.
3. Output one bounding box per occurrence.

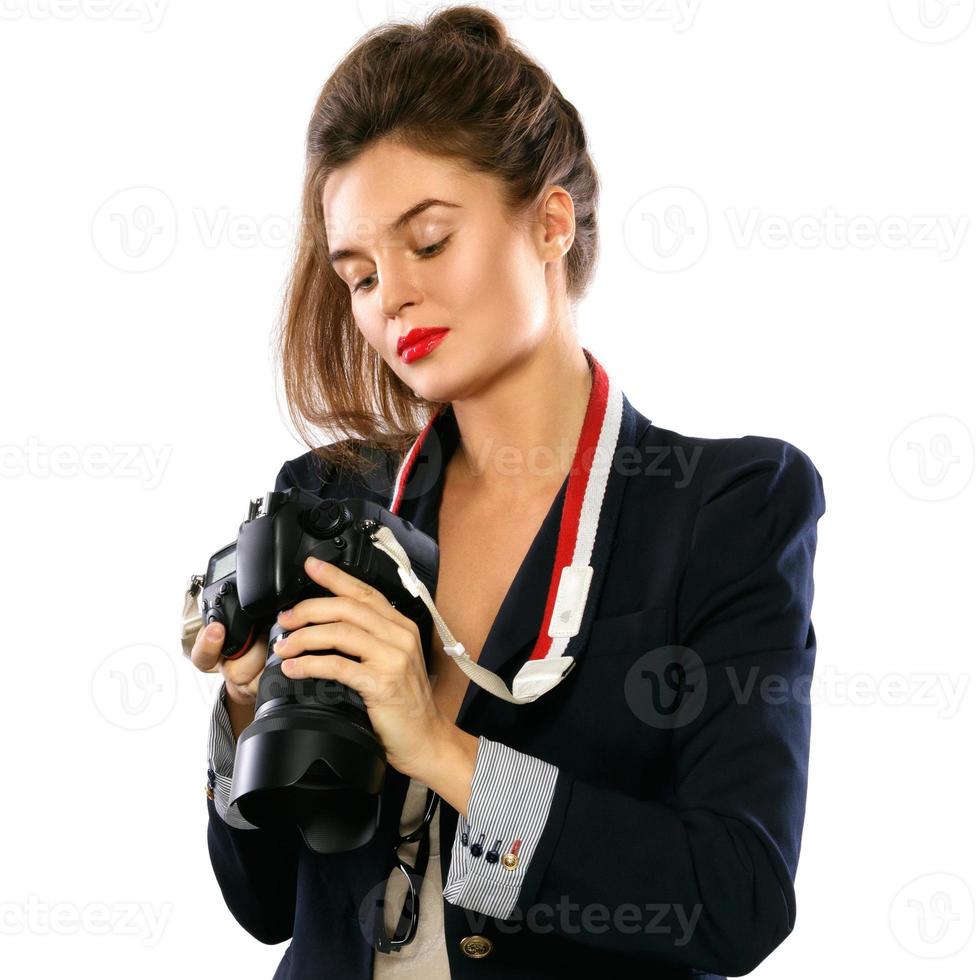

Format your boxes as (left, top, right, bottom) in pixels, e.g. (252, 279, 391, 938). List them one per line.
(538, 185, 576, 263)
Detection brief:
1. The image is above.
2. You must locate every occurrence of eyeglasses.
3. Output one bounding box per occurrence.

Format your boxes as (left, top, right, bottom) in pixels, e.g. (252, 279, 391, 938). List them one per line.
(374, 786, 440, 954)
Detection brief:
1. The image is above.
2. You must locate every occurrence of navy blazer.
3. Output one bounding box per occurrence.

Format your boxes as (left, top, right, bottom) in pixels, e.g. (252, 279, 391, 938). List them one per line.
(205, 389, 825, 979)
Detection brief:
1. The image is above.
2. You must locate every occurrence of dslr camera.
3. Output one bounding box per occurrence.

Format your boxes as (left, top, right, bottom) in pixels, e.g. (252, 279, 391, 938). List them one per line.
(185, 487, 438, 854)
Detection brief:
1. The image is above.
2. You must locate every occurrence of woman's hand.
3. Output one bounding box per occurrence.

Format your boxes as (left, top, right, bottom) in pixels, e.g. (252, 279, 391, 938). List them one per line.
(188, 620, 268, 707)
(274, 555, 453, 779)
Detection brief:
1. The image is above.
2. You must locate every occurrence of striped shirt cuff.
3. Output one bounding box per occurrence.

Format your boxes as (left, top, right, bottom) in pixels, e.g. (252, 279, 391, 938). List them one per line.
(207, 684, 260, 831)
(442, 736, 558, 920)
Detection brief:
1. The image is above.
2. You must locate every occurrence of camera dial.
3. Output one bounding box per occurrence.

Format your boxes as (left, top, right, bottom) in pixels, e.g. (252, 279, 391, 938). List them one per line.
(299, 500, 351, 539)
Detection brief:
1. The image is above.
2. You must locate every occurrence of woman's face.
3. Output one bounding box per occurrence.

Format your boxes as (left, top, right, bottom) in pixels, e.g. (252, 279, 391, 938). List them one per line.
(321, 139, 569, 403)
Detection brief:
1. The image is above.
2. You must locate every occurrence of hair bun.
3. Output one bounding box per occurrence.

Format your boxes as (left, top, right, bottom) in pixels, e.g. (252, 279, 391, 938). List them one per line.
(427, 5, 508, 49)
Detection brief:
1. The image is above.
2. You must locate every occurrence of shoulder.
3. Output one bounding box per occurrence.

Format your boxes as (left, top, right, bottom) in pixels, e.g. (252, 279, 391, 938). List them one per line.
(662, 427, 826, 649)
(273, 438, 404, 502)
(636, 421, 825, 519)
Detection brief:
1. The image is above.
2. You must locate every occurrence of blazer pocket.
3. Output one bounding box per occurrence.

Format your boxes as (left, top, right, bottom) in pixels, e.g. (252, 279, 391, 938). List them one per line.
(585, 605, 668, 659)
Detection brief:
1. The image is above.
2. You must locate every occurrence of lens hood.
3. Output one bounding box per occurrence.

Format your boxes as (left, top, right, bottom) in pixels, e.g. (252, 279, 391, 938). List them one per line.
(230, 702, 387, 853)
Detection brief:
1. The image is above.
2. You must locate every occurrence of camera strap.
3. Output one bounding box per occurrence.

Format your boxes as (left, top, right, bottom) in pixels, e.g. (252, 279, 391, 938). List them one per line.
(375, 348, 625, 704)
(180, 574, 207, 663)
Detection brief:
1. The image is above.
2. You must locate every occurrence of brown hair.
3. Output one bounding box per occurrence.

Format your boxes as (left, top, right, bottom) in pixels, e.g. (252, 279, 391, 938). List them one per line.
(275, 4, 601, 476)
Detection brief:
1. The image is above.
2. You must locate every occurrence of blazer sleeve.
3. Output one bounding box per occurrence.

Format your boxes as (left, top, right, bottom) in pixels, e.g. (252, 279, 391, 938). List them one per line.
(204, 459, 302, 945)
(449, 435, 826, 977)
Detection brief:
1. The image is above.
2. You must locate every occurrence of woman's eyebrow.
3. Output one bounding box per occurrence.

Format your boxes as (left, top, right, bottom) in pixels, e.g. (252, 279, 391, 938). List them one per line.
(328, 198, 461, 265)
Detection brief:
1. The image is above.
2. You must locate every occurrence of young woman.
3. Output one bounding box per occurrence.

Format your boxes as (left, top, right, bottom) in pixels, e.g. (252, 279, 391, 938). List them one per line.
(188, 7, 825, 979)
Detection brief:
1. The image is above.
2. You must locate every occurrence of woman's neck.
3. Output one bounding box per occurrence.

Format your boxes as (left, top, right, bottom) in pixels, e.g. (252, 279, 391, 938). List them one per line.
(447, 338, 593, 499)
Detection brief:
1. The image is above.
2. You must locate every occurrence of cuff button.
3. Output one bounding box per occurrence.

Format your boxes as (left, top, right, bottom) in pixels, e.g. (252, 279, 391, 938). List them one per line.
(460, 935, 493, 958)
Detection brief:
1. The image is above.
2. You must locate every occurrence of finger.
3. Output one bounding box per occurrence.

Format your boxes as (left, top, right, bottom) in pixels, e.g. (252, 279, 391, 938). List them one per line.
(190, 621, 226, 672)
(280, 652, 363, 691)
(275, 620, 382, 664)
(278, 595, 412, 651)
(302, 556, 395, 611)
(298, 555, 419, 641)
(221, 630, 269, 688)
(280, 652, 419, 712)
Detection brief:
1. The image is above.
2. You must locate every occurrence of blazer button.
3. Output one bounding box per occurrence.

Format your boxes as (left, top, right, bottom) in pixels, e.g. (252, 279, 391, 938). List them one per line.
(459, 934, 493, 958)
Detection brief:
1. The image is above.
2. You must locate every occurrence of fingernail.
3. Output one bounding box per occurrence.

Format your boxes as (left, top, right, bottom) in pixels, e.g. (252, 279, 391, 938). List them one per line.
(207, 623, 224, 640)
(306, 556, 324, 571)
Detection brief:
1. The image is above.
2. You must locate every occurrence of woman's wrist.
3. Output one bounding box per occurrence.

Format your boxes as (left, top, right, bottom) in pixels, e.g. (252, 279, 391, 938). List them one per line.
(408, 720, 479, 817)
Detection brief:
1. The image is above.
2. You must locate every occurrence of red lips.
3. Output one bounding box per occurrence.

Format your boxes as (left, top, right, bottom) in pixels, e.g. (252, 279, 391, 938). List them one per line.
(396, 327, 450, 356)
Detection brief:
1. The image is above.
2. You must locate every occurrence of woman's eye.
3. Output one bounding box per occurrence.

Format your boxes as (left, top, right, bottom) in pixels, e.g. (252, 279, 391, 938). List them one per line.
(351, 235, 451, 294)
(416, 236, 450, 258)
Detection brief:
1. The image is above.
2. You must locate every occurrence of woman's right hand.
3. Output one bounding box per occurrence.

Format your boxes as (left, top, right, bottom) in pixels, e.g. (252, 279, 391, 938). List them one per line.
(189, 622, 269, 707)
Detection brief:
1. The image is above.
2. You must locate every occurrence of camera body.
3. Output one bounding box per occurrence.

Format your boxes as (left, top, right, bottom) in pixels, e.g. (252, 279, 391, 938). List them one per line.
(195, 486, 439, 853)
(200, 489, 437, 661)
(199, 541, 254, 659)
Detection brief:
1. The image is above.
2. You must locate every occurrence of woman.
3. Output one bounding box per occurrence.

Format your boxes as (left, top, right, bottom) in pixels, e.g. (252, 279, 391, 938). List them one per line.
(188, 7, 825, 978)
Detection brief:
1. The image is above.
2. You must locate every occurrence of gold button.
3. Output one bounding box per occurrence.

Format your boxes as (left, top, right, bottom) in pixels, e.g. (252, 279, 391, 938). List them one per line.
(459, 934, 493, 958)
(501, 852, 519, 870)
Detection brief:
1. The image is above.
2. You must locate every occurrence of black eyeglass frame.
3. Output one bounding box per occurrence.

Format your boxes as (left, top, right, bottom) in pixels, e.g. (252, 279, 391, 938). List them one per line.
(374, 787, 440, 954)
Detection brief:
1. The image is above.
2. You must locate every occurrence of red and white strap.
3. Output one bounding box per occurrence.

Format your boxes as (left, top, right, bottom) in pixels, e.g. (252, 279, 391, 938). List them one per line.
(372, 350, 624, 704)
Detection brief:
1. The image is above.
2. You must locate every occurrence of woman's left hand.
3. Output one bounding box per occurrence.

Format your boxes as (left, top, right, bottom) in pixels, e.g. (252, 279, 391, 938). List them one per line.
(274, 555, 450, 779)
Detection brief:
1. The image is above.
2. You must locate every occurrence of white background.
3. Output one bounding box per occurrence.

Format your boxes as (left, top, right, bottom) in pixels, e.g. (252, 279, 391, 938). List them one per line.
(1, 0, 977, 976)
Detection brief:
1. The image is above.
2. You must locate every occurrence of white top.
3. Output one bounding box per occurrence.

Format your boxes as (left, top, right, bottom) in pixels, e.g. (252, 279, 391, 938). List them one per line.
(372, 776, 451, 978)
